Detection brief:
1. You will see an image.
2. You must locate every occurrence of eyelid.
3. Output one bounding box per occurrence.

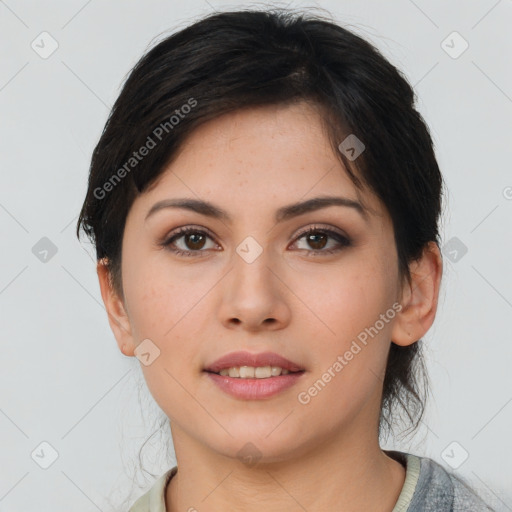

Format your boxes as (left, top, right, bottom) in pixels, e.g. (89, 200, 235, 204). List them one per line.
(160, 224, 216, 244)
(160, 223, 351, 256)
(289, 224, 351, 253)
(159, 225, 219, 253)
(292, 223, 348, 240)
(162, 223, 347, 241)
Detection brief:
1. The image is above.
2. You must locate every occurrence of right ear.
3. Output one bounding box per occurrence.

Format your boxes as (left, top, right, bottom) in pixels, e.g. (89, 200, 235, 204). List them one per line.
(96, 259, 136, 357)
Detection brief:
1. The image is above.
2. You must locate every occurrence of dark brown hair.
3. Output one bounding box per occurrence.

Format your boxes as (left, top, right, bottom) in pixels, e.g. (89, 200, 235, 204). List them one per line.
(76, 7, 444, 440)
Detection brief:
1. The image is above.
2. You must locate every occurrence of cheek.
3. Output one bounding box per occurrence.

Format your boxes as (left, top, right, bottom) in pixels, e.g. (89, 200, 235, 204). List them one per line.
(294, 260, 393, 343)
(123, 243, 185, 338)
(127, 269, 205, 414)
(296, 284, 394, 425)
(123, 254, 208, 364)
(125, 278, 174, 340)
(294, 256, 395, 400)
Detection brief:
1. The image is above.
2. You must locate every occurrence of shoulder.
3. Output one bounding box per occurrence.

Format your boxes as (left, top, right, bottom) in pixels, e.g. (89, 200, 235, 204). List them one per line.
(128, 466, 178, 512)
(406, 453, 494, 511)
(449, 470, 495, 512)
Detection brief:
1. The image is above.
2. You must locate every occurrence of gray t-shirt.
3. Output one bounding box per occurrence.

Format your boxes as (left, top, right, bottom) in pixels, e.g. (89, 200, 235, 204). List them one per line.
(386, 450, 494, 511)
(129, 450, 494, 511)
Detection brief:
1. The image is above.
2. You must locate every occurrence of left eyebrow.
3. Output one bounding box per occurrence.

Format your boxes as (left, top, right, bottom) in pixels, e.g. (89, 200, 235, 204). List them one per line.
(145, 195, 373, 223)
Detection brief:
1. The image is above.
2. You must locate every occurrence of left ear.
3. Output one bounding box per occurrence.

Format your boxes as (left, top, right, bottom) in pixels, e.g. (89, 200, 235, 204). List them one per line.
(391, 241, 443, 347)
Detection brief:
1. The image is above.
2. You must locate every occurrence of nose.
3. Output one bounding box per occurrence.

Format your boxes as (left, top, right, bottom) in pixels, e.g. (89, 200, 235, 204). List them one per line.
(218, 246, 292, 332)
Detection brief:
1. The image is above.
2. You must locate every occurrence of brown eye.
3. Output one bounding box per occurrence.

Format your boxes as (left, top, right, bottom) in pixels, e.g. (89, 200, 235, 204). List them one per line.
(183, 232, 207, 250)
(293, 227, 351, 255)
(162, 227, 217, 256)
(304, 232, 328, 250)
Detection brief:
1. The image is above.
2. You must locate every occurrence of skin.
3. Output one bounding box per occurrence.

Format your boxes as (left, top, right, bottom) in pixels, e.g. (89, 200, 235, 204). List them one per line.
(97, 101, 442, 512)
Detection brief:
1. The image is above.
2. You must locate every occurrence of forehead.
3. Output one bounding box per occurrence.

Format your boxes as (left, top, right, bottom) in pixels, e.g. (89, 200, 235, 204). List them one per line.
(141, 102, 383, 221)
(177, 101, 334, 175)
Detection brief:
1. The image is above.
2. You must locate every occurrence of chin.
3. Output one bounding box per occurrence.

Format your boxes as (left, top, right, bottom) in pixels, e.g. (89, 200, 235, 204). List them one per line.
(202, 424, 310, 466)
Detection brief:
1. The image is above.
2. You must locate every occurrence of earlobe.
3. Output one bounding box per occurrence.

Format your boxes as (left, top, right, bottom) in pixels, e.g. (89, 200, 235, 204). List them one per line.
(391, 241, 443, 347)
(96, 259, 136, 357)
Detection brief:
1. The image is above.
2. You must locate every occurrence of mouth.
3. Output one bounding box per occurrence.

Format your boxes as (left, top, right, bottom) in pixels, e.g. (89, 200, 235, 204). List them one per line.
(204, 366, 305, 379)
(203, 350, 305, 376)
(203, 350, 306, 398)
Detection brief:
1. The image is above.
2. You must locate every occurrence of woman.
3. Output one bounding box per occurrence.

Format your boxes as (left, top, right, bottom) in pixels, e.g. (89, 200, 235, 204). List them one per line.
(76, 7, 494, 511)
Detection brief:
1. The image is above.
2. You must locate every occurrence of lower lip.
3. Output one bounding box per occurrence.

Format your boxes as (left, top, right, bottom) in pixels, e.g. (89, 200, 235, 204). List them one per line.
(204, 371, 305, 400)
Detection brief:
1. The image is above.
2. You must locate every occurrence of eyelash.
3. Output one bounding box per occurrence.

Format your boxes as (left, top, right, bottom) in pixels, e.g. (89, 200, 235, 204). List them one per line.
(160, 225, 352, 258)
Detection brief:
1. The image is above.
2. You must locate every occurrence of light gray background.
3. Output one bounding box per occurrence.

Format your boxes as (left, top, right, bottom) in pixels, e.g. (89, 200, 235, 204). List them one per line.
(1, 0, 511, 510)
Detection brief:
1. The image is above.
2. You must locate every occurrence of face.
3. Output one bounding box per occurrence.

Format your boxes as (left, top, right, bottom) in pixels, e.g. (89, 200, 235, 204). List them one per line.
(115, 101, 407, 463)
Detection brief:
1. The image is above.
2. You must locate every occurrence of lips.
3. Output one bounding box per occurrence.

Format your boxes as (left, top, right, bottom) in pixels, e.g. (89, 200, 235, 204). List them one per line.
(203, 350, 305, 374)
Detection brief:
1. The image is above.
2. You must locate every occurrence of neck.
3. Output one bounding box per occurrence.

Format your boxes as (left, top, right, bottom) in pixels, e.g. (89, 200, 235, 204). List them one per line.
(165, 423, 406, 512)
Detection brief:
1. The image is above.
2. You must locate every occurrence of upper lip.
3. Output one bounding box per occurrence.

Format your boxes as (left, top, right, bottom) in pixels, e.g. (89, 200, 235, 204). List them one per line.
(204, 351, 305, 373)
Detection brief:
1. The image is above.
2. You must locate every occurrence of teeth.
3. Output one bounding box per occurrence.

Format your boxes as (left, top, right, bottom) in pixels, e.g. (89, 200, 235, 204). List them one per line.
(227, 367, 240, 378)
(217, 366, 291, 378)
(239, 366, 254, 378)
